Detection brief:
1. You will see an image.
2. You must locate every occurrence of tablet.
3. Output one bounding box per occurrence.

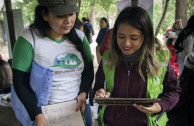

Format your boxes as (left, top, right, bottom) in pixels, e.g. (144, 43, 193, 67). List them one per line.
(94, 98, 161, 106)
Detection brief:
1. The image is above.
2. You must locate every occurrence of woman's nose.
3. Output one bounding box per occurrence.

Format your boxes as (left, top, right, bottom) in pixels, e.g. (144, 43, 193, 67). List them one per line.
(124, 38, 131, 46)
(64, 16, 71, 24)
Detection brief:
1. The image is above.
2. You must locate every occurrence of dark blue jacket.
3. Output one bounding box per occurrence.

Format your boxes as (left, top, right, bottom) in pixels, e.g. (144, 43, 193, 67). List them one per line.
(167, 67, 194, 126)
(96, 26, 109, 45)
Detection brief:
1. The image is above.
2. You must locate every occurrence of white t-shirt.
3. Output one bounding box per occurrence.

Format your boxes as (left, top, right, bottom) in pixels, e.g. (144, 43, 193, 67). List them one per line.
(17, 29, 88, 104)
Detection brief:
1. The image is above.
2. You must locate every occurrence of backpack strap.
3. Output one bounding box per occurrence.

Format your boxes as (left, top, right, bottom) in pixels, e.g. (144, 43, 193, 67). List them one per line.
(29, 29, 35, 60)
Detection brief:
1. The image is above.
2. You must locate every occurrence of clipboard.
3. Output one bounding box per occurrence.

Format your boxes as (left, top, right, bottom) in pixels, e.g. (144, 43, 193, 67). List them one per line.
(94, 98, 161, 106)
(41, 100, 85, 126)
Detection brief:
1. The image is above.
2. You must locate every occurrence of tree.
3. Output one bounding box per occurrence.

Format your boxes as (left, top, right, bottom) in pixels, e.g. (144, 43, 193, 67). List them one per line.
(79, 0, 101, 29)
(12, 0, 38, 24)
(78, 0, 81, 8)
(176, 0, 188, 26)
(153, 0, 176, 36)
(79, 0, 117, 28)
(132, 0, 139, 6)
(155, 0, 170, 36)
(90, 3, 95, 30)
(188, 0, 194, 17)
(162, 0, 166, 9)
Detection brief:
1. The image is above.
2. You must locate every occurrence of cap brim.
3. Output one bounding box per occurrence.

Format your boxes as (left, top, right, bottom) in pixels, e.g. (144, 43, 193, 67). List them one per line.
(48, 5, 80, 15)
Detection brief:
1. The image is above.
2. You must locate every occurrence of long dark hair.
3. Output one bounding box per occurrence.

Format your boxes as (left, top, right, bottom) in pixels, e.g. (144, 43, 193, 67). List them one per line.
(182, 15, 194, 38)
(30, 5, 88, 65)
(30, 5, 50, 36)
(174, 15, 194, 52)
(110, 6, 163, 80)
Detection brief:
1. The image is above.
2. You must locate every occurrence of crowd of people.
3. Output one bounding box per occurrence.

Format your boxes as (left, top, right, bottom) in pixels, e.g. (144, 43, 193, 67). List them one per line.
(0, 0, 193, 126)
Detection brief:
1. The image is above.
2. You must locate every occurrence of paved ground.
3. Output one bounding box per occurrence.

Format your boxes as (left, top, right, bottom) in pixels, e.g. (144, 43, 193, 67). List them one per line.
(0, 93, 21, 126)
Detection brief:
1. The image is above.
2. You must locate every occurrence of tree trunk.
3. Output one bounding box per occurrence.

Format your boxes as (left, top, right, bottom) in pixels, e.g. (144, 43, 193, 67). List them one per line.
(90, 3, 95, 34)
(162, 0, 166, 10)
(131, 0, 139, 6)
(188, 0, 194, 17)
(4, 0, 16, 52)
(78, 0, 81, 8)
(176, 0, 188, 27)
(155, 0, 170, 36)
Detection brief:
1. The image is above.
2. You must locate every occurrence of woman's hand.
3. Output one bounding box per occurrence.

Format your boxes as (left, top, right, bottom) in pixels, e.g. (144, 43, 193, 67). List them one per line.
(76, 92, 87, 112)
(95, 88, 110, 98)
(35, 114, 48, 126)
(133, 103, 162, 114)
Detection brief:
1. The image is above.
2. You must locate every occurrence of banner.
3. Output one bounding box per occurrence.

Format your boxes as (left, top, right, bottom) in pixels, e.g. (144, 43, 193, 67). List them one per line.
(117, 0, 153, 20)
(3, 9, 24, 58)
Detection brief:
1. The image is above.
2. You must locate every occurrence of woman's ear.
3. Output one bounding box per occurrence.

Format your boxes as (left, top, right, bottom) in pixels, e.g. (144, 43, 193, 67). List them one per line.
(42, 11, 48, 21)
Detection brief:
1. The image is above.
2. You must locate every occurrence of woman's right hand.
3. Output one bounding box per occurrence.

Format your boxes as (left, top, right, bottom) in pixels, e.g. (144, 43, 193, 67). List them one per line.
(95, 88, 110, 98)
(35, 114, 48, 126)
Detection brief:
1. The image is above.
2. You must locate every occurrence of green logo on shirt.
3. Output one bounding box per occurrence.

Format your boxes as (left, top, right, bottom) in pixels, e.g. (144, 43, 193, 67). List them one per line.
(154, 76, 161, 86)
(52, 53, 81, 68)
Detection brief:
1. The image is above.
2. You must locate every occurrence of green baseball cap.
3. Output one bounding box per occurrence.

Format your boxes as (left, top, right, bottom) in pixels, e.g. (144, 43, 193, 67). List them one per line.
(37, 0, 80, 15)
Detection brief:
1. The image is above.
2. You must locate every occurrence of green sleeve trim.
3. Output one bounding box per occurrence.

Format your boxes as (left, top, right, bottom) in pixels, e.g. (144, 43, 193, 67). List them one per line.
(12, 36, 33, 72)
(83, 35, 93, 62)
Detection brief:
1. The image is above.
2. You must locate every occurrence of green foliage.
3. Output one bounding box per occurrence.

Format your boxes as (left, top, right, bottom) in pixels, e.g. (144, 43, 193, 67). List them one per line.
(154, 0, 193, 35)
(79, 0, 117, 28)
(10, 0, 118, 28)
(188, 0, 194, 17)
(7, 0, 192, 32)
(12, 0, 38, 24)
(153, 0, 176, 35)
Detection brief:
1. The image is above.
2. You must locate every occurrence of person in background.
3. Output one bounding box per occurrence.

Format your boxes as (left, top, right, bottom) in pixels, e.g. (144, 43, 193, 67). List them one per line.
(75, 18, 93, 126)
(74, 18, 84, 32)
(82, 17, 93, 44)
(93, 6, 180, 126)
(87, 18, 95, 35)
(83, 17, 94, 35)
(164, 19, 183, 78)
(11, 0, 94, 125)
(96, 17, 109, 64)
(164, 19, 183, 46)
(174, 15, 194, 75)
(167, 52, 194, 126)
(99, 28, 113, 56)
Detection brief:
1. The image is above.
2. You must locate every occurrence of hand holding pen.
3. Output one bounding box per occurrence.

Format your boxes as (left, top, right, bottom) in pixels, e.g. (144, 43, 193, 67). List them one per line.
(95, 80, 110, 98)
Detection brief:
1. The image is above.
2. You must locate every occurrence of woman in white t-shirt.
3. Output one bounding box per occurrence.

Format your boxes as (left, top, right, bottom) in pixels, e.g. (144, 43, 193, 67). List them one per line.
(11, 0, 94, 126)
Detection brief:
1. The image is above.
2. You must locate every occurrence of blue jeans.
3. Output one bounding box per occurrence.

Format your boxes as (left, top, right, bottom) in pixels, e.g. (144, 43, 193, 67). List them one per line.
(178, 57, 184, 76)
(86, 103, 92, 126)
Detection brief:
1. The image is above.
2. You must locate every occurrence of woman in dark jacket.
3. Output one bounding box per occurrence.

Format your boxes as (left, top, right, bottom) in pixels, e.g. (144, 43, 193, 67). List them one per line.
(93, 6, 180, 126)
(96, 17, 109, 64)
(167, 52, 194, 126)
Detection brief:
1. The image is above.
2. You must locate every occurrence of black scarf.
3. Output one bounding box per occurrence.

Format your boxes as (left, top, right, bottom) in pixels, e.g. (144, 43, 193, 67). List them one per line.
(121, 49, 142, 70)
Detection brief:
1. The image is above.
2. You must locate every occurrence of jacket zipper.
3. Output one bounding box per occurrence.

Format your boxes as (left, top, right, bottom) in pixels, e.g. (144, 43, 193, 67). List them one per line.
(126, 70, 130, 126)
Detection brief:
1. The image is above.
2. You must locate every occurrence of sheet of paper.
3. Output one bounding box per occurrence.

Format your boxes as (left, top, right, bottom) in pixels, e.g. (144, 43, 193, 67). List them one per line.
(41, 100, 85, 126)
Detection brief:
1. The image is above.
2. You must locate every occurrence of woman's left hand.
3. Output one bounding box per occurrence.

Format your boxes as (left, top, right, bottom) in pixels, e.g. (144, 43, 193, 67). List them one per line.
(133, 103, 162, 114)
(76, 92, 87, 112)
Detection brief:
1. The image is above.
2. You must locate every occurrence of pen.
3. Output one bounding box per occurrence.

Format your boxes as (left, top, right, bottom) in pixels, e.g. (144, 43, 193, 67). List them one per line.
(104, 80, 106, 97)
